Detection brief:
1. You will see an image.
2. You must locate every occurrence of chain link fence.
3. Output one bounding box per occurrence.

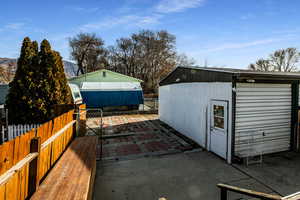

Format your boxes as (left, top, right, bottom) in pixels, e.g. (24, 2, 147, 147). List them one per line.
(141, 98, 158, 111)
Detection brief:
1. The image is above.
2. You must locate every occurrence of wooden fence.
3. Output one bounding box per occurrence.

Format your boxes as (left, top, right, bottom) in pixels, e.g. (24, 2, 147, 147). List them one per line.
(0, 109, 76, 200)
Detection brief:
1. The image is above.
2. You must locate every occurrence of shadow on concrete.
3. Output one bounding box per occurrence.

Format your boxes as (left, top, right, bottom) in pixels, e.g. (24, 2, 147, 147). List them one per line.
(234, 151, 300, 196)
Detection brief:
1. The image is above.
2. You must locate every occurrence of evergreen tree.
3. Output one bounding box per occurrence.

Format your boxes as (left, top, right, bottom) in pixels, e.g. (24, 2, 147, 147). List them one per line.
(52, 50, 73, 105)
(6, 38, 73, 124)
(38, 40, 57, 120)
(6, 37, 42, 124)
(39, 40, 73, 119)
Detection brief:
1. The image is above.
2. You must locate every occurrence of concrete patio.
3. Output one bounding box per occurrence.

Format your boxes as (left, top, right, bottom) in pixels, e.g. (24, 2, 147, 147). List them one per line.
(234, 152, 300, 196)
(93, 151, 281, 200)
(91, 114, 300, 200)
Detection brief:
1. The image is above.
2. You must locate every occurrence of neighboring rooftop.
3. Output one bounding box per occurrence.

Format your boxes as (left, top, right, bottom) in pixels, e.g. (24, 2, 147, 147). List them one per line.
(69, 69, 143, 87)
(160, 66, 300, 86)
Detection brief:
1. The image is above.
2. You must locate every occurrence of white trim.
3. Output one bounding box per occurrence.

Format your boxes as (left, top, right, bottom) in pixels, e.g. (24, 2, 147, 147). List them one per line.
(282, 191, 300, 199)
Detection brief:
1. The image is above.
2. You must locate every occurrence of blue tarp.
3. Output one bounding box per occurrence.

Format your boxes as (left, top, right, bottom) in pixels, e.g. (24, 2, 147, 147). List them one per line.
(80, 90, 144, 108)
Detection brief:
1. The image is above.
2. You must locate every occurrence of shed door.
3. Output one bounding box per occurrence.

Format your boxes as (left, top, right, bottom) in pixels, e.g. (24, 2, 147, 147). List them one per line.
(235, 83, 291, 157)
(210, 100, 228, 159)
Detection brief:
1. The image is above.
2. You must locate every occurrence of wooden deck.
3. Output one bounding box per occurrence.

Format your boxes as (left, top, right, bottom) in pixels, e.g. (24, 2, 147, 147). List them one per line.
(31, 136, 98, 200)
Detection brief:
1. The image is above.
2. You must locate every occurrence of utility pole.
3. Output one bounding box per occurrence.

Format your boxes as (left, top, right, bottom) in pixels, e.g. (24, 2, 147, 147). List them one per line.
(204, 59, 208, 67)
(85, 65, 87, 81)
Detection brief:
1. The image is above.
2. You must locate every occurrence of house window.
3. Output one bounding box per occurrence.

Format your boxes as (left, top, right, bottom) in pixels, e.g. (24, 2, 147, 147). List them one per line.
(74, 92, 81, 99)
(103, 71, 106, 77)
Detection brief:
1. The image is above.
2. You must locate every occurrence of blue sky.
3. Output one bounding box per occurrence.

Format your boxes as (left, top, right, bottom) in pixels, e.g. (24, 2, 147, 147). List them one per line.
(0, 0, 299, 68)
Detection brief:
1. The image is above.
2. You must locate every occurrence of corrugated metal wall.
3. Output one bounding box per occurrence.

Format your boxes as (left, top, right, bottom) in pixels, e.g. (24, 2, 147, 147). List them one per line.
(159, 82, 233, 163)
(235, 83, 291, 157)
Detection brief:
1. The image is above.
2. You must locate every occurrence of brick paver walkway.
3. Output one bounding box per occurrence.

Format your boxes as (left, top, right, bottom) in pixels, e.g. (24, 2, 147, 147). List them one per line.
(87, 114, 198, 160)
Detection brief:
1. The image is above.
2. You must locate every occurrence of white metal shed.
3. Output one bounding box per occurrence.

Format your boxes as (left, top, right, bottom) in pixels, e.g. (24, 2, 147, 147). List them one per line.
(159, 67, 300, 163)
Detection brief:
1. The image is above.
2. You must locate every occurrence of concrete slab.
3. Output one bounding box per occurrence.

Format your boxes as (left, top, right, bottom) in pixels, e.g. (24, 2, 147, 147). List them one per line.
(93, 151, 275, 200)
(90, 114, 300, 199)
(234, 152, 300, 196)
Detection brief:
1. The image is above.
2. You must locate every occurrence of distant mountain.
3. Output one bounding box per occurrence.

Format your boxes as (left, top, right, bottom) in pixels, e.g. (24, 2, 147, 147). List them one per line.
(0, 58, 78, 83)
(0, 58, 17, 65)
(63, 60, 78, 78)
(0, 58, 17, 84)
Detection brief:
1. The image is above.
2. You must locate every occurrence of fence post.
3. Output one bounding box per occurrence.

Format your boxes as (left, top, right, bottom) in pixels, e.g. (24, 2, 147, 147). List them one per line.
(220, 188, 227, 200)
(4, 109, 8, 142)
(28, 137, 41, 197)
(78, 106, 87, 137)
(73, 110, 79, 138)
(0, 125, 2, 144)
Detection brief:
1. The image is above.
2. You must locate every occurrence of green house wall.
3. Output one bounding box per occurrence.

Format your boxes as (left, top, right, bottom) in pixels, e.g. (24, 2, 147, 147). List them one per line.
(68, 69, 142, 87)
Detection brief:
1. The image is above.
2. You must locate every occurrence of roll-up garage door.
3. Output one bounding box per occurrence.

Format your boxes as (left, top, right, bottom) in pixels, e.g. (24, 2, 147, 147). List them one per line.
(235, 83, 291, 157)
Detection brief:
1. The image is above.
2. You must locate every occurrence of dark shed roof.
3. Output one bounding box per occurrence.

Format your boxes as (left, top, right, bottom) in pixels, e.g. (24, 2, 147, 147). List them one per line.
(159, 66, 300, 86)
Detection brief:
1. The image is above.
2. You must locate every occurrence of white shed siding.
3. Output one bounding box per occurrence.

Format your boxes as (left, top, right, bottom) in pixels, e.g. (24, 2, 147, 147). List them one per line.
(159, 82, 232, 163)
(235, 83, 291, 157)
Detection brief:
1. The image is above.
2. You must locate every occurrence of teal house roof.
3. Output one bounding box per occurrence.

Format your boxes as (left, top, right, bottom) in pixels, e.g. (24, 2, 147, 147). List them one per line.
(68, 69, 143, 86)
(0, 84, 9, 105)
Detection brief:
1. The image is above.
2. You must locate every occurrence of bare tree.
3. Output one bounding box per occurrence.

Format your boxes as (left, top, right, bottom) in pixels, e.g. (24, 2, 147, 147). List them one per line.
(132, 30, 176, 90)
(175, 53, 196, 67)
(108, 38, 138, 76)
(69, 33, 107, 75)
(107, 30, 177, 92)
(249, 59, 273, 72)
(249, 48, 300, 72)
(270, 48, 300, 72)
